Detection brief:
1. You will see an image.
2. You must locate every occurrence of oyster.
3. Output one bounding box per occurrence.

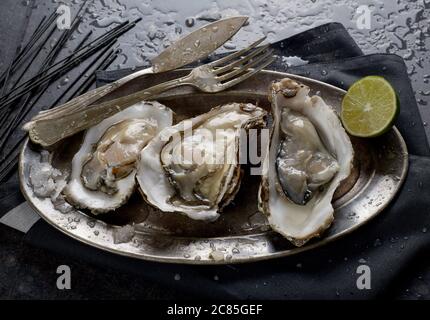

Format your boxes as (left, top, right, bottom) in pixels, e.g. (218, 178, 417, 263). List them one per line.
(64, 101, 173, 214)
(259, 78, 353, 246)
(137, 103, 267, 221)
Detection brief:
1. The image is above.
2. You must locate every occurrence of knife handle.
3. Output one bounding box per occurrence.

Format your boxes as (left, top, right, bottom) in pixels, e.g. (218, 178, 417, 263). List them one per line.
(27, 75, 190, 147)
(24, 67, 154, 126)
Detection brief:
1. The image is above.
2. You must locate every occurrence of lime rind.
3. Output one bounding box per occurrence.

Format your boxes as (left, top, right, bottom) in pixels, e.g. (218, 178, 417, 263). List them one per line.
(341, 76, 399, 138)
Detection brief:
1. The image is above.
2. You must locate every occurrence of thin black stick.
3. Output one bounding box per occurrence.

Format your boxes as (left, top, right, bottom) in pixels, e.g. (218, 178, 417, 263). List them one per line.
(51, 47, 115, 108)
(8, 11, 59, 75)
(14, 15, 47, 62)
(0, 23, 58, 133)
(0, 18, 140, 105)
(74, 30, 93, 52)
(13, 24, 57, 88)
(0, 108, 10, 128)
(70, 49, 118, 99)
(0, 3, 84, 146)
(0, 49, 118, 173)
(12, 28, 101, 129)
(0, 15, 83, 149)
(0, 142, 21, 181)
(0, 15, 48, 92)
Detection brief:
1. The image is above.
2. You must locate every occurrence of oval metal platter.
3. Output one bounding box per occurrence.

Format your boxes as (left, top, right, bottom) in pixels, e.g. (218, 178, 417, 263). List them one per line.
(19, 70, 408, 264)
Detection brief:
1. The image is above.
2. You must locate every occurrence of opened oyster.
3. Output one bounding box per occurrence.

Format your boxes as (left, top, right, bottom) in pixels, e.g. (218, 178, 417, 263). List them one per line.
(137, 103, 267, 221)
(64, 101, 173, 214)
(259, 78, 353, 246)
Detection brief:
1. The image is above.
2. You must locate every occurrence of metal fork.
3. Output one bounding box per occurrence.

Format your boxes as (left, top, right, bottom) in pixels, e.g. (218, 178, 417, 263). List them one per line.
(26, 37, 275, 147)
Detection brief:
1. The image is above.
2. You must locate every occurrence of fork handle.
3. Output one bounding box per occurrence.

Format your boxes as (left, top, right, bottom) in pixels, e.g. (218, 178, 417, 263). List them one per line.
(27, 75, 191, 147)
(26, 67, 155, 124)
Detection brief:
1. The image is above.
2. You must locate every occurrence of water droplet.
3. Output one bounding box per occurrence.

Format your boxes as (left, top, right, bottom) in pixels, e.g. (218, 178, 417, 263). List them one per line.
(417, 99, 427, 106)
(184, 253, 190, 258)
(93, 230, 99, 236)
(347, 212, 357, 220)
(358, 258, 367, 264)
(374, 238, 382, 247)
(232, 248, 240, 254)
(422, 227, 427, 233)
(60, 77, 69, 86)
(223, 42, 236, 50)
(296, 263, 302, 268)
(390, 237, 398, 243)
(185, 17, 195, 27)
(213, 275, 219, 281)
(321, 69, 328, 76)
(194, 40, 200, 48)
(174, 274, 181, 281)
(194, 255, 201, 261)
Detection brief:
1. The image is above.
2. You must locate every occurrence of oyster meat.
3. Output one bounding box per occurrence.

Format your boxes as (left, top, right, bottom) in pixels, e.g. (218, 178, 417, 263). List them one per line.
(64, 101, 173, 214)
(137, 103, 267, 221)
(259, 78, 354, 246)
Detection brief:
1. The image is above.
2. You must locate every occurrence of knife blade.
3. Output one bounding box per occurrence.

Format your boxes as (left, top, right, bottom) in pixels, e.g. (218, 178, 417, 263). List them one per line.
(25, 16, 248, 147)
(151, 16, 248, 73)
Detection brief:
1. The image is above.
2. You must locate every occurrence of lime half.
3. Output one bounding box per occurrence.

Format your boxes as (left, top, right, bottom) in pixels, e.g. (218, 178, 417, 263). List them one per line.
(341, 76, 399, 137)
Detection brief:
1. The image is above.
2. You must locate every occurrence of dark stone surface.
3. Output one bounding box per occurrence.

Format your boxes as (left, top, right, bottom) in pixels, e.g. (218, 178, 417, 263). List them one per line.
(0, 224, 186, 299)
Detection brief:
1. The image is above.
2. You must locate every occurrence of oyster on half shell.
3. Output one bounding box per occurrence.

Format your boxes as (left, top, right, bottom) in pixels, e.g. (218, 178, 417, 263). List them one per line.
(64, 101, 173, 214)
(137, 103, 267, 221)
(259, 78, 354, 246)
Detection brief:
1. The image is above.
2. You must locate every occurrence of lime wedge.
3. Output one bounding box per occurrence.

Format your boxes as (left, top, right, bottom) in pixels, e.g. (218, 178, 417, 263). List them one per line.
(341, 76, 399, 137)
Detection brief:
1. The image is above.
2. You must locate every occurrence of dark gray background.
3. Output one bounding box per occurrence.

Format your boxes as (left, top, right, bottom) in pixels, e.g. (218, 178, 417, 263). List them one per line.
(0, 0, 429, 299)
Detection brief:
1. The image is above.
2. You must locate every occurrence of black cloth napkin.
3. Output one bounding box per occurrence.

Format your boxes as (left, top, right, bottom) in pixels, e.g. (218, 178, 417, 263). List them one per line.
(2, 22, 429, 299)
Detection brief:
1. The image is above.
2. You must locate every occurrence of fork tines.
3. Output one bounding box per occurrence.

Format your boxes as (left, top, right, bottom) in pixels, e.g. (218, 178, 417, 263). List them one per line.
(210, 37, 275, 88)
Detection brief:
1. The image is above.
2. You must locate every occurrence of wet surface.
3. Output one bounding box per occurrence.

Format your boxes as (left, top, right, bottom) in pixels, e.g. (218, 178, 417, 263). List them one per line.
(0, 0, 429, 299)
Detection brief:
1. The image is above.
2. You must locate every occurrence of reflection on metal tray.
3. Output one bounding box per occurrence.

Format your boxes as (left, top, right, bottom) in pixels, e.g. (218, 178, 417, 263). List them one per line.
(19, 70, 408, 264)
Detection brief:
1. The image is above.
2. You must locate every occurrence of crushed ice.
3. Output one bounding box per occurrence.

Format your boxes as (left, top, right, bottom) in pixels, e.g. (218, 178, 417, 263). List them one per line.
(29, 150, 68, 202)
(280, 55, 308, 68)
(113, 225, 135, 244)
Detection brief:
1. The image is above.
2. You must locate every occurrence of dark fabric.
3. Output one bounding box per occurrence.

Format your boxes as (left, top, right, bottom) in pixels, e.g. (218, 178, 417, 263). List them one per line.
(95, 22, 363, 84)
(1, 22, 429, 299)
(0, 180, 24, 215)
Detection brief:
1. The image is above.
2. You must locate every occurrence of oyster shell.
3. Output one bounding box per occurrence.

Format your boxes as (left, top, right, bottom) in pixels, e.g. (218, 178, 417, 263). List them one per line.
(64, 101, 173, 214)
(259, 78, 354, 246)
(137, 103, 267, 221)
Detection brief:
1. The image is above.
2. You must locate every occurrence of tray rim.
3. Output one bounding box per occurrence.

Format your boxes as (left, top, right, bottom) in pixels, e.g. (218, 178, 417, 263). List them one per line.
(19, 70, 409, 265)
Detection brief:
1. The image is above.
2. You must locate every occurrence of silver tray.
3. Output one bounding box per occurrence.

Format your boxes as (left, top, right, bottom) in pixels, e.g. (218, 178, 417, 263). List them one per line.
(19, 70, 408, 264)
